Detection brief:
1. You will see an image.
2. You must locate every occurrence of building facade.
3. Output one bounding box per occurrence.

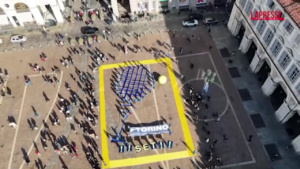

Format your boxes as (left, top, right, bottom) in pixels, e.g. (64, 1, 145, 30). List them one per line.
(228, 0, 300, 153)
(0, 0, 65, 27)
(110, 0, 228, 18)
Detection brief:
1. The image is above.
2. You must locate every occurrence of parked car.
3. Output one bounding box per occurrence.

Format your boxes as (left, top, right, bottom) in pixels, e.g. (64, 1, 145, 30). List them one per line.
(182, 19, 198, 27)
(81, 26, 99, 34)
(202, 17, 219, 26)
(10, 35, 27, 43)
(189, 13, 203, 20)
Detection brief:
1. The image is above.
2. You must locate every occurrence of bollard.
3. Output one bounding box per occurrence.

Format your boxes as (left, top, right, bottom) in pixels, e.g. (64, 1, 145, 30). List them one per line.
(31, 45, 33, 49)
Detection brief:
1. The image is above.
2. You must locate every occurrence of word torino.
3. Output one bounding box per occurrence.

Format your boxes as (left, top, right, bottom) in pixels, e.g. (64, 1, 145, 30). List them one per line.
(250, 11, 284, 21)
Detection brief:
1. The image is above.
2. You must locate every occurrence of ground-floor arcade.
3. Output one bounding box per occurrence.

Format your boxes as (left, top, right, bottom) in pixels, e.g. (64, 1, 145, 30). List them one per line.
(228, 4, 300, 154)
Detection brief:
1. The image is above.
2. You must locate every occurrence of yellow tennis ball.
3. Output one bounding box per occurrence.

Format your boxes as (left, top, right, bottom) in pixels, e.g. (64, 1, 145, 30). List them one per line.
(158, 75, 167, 84)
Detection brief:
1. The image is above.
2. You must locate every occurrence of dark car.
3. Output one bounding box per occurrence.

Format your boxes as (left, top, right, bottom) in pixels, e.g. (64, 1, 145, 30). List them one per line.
(202, 17, 219, 26)
(81, 26, 99, 34)
(189, 13, 203, 20)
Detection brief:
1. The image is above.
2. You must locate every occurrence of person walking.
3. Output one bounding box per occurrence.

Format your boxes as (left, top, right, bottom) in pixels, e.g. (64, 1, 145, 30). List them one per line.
(248, 135, 253, 142)
(34, 111, 39, 117)
(25, 157, 30, 165)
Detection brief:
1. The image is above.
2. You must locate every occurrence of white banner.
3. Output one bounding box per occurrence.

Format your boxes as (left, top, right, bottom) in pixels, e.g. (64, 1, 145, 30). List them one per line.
(179, 0, 189, 6)
(129, 124, 170, 136)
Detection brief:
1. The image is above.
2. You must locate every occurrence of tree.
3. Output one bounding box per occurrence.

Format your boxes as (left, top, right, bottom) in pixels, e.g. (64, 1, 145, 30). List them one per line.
(82, 13, 86, 21)
(91, 14, 96, 21)
(97, 36, 101, 43)
(70, 15, 75, 23)
(78, 38, 84, 45)
(100, 9, 104, 20)
(70, 38, 76, 45)
(88, 37, 93, 44)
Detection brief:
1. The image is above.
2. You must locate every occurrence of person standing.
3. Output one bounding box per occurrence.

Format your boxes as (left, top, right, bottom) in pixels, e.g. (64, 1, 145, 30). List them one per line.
(34, 111, 39, 117)
(190, 60, 194, 69)
(167, 52, 171, 58)
(35, 150, 41, 156)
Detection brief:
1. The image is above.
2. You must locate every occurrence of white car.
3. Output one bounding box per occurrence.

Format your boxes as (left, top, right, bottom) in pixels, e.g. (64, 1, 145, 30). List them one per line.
(10, 35, 27, 43)
(182, 19, 198, 27)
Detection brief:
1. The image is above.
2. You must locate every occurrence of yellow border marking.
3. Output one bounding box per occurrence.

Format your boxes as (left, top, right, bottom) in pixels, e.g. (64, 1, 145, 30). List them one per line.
(99, 58, 195, 168)
(165, 58, 195, 155)
(100, 59, 166, 70)
(109, 151, 190, 168)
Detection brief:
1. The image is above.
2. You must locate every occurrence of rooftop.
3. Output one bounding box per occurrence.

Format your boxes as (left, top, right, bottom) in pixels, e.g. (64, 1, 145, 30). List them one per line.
(277, 0, 300, 28)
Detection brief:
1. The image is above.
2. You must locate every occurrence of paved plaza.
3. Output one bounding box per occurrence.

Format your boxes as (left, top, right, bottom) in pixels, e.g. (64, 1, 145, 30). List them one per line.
(0, 19, 279, 169)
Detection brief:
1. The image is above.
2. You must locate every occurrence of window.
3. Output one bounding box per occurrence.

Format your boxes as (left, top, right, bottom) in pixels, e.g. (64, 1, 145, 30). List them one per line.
(287, 64, 300, 84)
(283, 20, 294, 34)
(256, 21, 266, 35)
(263, 28, 274, 46)
(251, 9, 258, 26)
(239, 0, 247, 8)
(294, 34, 300, 46)
(296, 83, 300, 95)
(278, 51, 291, 70)
(270, 39, 282, 57)
(244, 1, 253, 16)
(267, 0, 275, 9)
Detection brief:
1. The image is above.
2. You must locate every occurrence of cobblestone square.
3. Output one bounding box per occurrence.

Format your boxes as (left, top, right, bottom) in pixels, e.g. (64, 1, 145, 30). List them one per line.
(0, 27, 272, 169)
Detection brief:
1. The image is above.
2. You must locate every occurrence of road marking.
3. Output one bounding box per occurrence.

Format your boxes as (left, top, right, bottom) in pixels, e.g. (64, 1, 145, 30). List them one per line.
(165, 58, 194, 155)
(197, 69, 201, 79)
(147, 64, 169, 169)
(220, 160, 256, 168)
(207, 52, 256, 162)
(171, 52, 208, 60)
(28, 72, 55, 78)
(7, 84, 28, 169)
(18, 71, 64, 169)
(179, 78, 229, 121)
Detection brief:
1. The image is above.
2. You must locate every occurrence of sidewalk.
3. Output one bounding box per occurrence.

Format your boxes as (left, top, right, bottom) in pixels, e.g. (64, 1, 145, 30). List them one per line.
(210, 23, 300, 169)
(0, 8, 228, 53)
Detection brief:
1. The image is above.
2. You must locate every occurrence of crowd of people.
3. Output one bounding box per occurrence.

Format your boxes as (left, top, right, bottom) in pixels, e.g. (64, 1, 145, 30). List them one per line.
(0, 14, 251, 169)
